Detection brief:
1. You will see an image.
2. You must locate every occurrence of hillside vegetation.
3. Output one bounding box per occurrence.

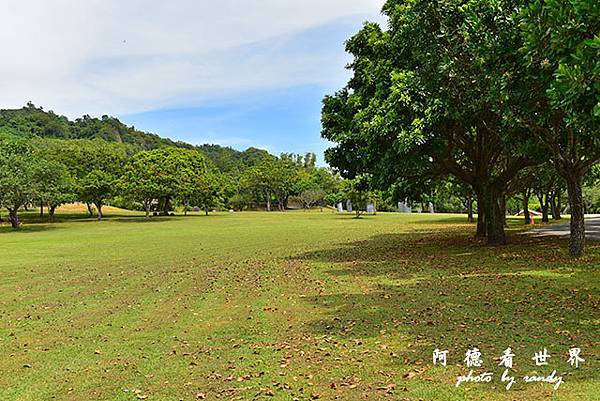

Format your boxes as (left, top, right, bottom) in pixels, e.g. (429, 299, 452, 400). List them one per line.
(0, 103, 271, 175)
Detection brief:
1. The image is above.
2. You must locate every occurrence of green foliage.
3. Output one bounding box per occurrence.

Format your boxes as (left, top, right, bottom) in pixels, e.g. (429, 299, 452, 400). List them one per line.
(122, 147, 208, 215)
(322, 0, 540, 198)
(189, 172, 222, 214)
(239, 155, 340, 211)
(240, 158, 280, 210)
(516, 0, 599, 255)
(34, 138, 131, 180)
(1, 105, 289, 183)
(79, 170, 116, 208)
(47, 140, 130, 218)
(0, 103, 178, 150)
(340, 176, 372, 217)
(520, 0, 599, 119)
(517, 0, 600, 169)
(2, 107, 328, 219)
(121, 150, 164, 215)
(35, 158, 73, 211)
(0, 136, 70, 226)
(196, 145, 273, 177)
(321, 0, 599, 248)
(0, 144, 38, 211)
(229, 193, 253, 211)
(298, 187, 326, 209)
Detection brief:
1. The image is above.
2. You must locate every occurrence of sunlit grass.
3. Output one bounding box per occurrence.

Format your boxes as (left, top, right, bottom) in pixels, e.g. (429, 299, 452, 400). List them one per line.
(0, 210, 597, 400)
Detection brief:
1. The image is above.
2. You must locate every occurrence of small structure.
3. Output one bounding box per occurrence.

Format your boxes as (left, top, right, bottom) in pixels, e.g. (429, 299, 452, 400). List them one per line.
(428, 202, 435, 213)
(398, 200, 412, 213)
(515, 210, 542, 216)
(346, 200, 353, 213)
(336, 203, 343, 213)
(367, 203, 376, 214)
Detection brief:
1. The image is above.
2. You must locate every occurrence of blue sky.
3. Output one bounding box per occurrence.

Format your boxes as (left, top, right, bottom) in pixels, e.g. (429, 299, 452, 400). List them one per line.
(2, 1, 385, 164)
(120, 85, 329, 159)
(117, 16, 377, 162)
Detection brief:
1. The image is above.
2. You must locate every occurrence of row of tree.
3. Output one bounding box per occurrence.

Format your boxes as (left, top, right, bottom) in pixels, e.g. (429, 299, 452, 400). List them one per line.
(322, 0, 599, 256)
(2, 123, 594, 231)
(0, 132, 343, 228)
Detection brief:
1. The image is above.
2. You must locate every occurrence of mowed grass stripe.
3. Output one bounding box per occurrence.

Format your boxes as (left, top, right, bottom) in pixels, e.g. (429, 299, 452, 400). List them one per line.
(0, 211, 598, 400)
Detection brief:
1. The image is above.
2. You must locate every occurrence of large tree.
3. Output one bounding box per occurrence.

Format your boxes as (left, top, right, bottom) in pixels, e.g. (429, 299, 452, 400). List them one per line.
(515, 0, 600, 256)
(272, 158, 299, 211)
(189, 172, 221, 216)
(76, 142, 128, 220)
(122, 150, 164, 218)
(0, 157, 38, 228)
(0, 135, 70, 227)
(79, 170, 116, 221)
(122, 147, 208, 216)
(35, 138, 131, 217)
(35, 159, 73, 218)
(323, 0, 544, 244)
(240, 157, 278, 211)
(340, 176, 372, 218)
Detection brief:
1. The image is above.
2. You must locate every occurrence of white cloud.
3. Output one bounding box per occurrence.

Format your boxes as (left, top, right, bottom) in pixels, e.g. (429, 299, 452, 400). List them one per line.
(0, 0, 384, 117)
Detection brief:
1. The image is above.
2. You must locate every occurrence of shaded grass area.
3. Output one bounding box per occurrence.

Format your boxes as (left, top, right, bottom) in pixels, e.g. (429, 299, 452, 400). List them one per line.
(0, 211, 597, 400)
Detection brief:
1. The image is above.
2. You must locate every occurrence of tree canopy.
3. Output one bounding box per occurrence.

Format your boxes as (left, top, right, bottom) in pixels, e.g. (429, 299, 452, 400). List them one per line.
(322, 0, 599, 255)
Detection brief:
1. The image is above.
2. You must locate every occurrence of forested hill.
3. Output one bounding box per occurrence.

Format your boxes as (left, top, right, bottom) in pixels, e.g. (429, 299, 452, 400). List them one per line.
(0, 103, 271, 175)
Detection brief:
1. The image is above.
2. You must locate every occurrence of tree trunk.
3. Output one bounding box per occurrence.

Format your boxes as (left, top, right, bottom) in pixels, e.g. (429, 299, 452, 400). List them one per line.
(86, 202, 94, 217)
(95, 201, 103, 221)
(162, 196, 171, 216)
(523, 191, 531, 225)
(8, 208, 20, 229)
(205, 206, 209, 216)
(40, 202, 44, 217)
(481, 185, 506, 245)
(551, 190, 562, 220)
(466, 195, 474, 223)
(49, 205, 57, 219)
(145, 202, 151, 219)
(265, 193, 271, 212)
(500, 193, 508, 228)
(537, 192, 550, 223)
(476, 191, 486, 237)
(542, 201, 549, 223)
(565, 174, 585, 257)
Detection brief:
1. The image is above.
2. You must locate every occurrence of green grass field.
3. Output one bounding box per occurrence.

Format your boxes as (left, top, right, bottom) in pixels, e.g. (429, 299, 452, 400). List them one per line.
(0, 211, 598, 400)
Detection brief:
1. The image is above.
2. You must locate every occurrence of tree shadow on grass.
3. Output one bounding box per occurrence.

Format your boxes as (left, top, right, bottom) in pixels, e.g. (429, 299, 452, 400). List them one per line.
(0, 213, 229, 230)
(291, 230, 599, 382)
(389, 214, 474, 225)
(108, 215, 177, 223)
(108, 214, 230, 223)
(10, 212, 111, 225)
(0, 224, 62, 234)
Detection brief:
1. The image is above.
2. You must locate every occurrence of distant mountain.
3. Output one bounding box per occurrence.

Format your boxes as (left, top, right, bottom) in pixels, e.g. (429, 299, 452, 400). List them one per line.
(0, 103, 272, 175)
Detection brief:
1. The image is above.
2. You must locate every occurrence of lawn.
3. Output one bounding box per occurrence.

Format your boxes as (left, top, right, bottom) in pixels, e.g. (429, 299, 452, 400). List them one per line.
(0, 210, 598, 400)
